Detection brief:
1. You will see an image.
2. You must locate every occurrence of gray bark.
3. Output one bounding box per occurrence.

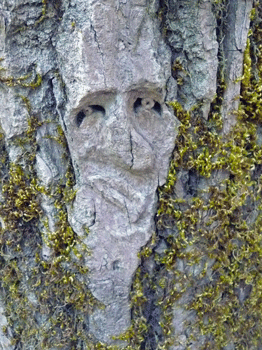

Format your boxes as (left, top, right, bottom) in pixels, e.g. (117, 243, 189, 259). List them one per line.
(153, 1, 256, 350)
(0, 0, 257, 349)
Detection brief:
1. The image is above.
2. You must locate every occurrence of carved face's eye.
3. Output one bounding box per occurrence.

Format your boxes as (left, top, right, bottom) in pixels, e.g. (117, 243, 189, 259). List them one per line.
(134, 98, 162, 115)
(141, 98, 155, 110)
(76, 105, 106, 127)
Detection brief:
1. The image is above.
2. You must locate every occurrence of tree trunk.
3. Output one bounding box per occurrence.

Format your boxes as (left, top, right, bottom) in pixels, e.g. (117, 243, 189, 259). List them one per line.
(0, 0, 261, 349)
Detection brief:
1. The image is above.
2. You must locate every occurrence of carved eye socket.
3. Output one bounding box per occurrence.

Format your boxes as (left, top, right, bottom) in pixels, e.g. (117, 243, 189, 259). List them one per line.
(76, 105, 106, 127)
(134, 98, 162, 115)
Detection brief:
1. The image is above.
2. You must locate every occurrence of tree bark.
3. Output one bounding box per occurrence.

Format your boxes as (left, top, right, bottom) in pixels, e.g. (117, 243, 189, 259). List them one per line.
(0, 0, 261, 349)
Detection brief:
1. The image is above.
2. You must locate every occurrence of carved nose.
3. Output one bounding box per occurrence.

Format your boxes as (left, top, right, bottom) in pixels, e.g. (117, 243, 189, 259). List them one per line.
(108, 102, 134, 169)
(109, 102, 154, 172)
(128, 128, 155, 171)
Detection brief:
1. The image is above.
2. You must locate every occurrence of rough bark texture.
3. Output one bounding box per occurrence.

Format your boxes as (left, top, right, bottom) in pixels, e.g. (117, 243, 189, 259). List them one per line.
(155, 1, 253, 350)
(0, 0, 179, 347)
(0, 0, 261, 350)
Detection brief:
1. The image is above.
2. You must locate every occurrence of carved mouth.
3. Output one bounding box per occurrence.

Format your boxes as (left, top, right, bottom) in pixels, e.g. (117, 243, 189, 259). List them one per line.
(84, 175, 155, 223)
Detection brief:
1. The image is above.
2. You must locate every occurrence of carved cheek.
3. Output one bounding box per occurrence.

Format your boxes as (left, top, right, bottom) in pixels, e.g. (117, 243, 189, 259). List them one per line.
(136, 109, 157, 132)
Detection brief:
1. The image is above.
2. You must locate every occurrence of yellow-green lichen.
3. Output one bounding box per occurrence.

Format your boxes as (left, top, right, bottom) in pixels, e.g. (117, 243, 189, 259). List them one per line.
(0, 66, 42, 89)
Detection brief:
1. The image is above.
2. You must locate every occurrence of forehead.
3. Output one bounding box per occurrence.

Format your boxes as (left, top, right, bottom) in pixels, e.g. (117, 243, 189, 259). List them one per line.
(56, 0, 171, 113)
(80, 2, 170, 91)
(81, 39, 169, 92)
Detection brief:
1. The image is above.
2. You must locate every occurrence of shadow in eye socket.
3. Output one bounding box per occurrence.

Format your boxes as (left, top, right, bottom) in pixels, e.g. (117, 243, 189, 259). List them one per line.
(90, 105, 106, 115)
(134, 98, 142, 113)
(153, 101, 162, 115)
(75, 105, 106, 127)
(133, 98, 162, 115)
(76, 110, 86, 127)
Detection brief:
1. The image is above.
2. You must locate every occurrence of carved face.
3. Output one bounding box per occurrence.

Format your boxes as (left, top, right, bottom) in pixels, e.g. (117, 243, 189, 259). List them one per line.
(66, 85, 177, 343)
(69, 85, 176, 218)
(73, 88, 165, 173)
(55, 0, 179, 343)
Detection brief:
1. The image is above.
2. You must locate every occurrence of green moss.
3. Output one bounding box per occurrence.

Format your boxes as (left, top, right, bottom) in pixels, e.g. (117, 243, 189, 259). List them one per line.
(154, 3, 262, 349)
(0, 123, 108, 348)
(0, 73, 102, 348)
(0, 68, 42, 89)
(35, 0, 48, 25)
(0, 64, 149, 349)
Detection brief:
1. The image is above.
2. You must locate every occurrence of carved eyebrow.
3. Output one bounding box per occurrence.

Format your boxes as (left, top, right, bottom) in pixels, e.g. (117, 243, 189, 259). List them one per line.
(130, 88, 162, 95)
(82, 90, 117, 99)
(127, 82, 163, 95)
(127, 86, 163, 100)
(75, 90, 117, 110)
